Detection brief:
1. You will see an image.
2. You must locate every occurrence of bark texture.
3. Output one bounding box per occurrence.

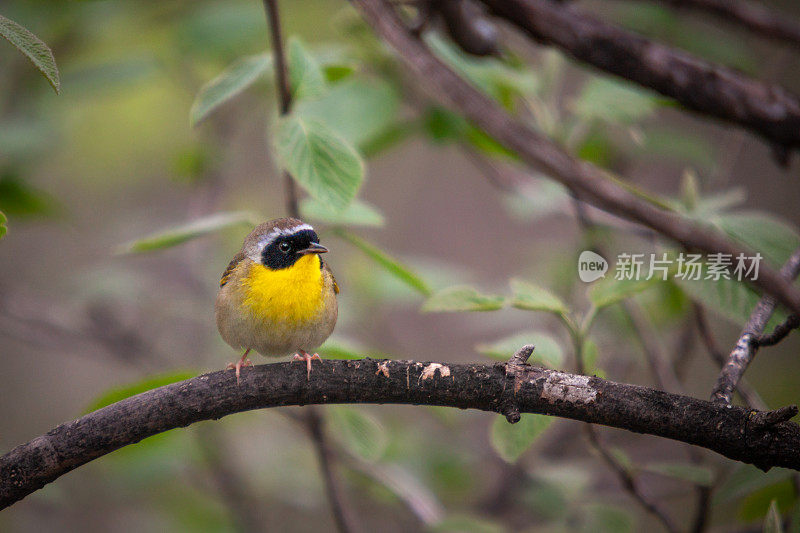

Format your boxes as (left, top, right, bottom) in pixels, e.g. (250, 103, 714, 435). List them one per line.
(2, 358, 799, 510)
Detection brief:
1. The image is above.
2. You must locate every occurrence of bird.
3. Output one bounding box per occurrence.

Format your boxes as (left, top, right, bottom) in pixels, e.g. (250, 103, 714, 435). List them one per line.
(215, 218, 338, 383)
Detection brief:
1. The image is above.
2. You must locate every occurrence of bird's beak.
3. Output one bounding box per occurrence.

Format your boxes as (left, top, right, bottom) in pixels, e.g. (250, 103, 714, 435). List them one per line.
(299, 243, 329, 255)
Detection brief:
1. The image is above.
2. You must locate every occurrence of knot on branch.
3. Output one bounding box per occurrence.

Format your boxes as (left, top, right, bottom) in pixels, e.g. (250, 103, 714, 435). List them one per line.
(749, 405, 799, 432)
(501, 344, 535, 424)
(745, 405, 799, 470)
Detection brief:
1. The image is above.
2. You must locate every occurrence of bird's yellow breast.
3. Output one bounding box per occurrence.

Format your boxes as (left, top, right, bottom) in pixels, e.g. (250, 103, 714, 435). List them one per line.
(240, 254, 324, 323)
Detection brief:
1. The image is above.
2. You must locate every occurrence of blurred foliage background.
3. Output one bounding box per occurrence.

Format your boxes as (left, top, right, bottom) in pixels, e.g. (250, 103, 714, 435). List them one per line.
(2, 0, 800, 531)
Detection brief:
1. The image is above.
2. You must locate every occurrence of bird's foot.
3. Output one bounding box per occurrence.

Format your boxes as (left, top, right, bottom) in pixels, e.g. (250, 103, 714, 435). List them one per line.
(293, 350, 322, 380)
(227, 349, 252, 385)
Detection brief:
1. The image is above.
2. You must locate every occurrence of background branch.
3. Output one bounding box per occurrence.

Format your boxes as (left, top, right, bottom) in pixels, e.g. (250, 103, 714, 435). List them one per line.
(350, 0, 800, 318)
(263, 0, 300, 219)
(478, 0, 800, 153)
(2, 358, 800, 510)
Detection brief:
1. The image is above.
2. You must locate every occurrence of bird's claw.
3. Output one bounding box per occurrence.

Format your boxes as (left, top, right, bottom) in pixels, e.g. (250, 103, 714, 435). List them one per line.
(293, 350, 322, 380)
(227, 353, 253, 385)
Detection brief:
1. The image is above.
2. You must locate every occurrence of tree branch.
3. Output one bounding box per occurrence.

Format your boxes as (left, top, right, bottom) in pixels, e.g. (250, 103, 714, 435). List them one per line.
(477, 0, 800, 154)
(3, 358, 800, 510)
(349, 0, 800, 317)
(711, 248, 800, 404)
(628, 0, 800, 50)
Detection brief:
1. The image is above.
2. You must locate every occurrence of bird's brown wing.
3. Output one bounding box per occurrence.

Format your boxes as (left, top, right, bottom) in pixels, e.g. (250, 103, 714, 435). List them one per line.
(323, 260, 339, 294)
(220, 251, 246, 288)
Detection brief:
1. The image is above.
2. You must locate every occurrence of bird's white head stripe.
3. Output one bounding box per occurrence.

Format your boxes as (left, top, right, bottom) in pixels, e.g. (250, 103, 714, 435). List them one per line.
(258, 223, 315, 249)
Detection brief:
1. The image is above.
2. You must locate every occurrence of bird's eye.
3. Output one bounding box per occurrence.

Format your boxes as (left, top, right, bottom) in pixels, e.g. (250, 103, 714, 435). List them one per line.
(279, 242, 291, 253)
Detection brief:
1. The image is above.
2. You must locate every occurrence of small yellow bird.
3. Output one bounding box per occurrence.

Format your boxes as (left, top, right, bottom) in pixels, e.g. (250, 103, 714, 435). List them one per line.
(215, 218, 338, 382)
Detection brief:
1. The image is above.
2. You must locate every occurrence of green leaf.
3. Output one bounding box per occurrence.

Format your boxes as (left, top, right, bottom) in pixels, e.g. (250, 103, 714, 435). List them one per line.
(118, 211, 257, 254)
(763, 500, 784, 533)
(476, 331, 564, 368)
(509, 279, 567, 315)
(288, 37, 325, 101)
(431, 515, 504, 533)
(642, 462, 715, 487)
(714, 465, 795, 505)
(713, 211, 800, 267)
(789, 501, 800, 533)
(335, 229, 432, 296)
(422, 286, 505, 312)
(327, 406, 387, 462)
(190, 54, 271, 126)
(740, 480, 796, 523)
(588, 276, 661, 308)
(0, 14, 59, 93)
(490, 414, 552, 463)
(294, 78, 400, 150)
(572, 77, 660, 124)
(0, 210, 6, 239)
(317, 337, 383, 360)
(323, 63, 355, 83)
(423, 106, 467, 143)
(694, 188, 746, 217)
(275, 115, 364, 211)
(426, 34, 538, 107)
(301, 197, 384, 227)
(502, 178, 569, 222)
(581, 504, 635, 533)
(583, 339, 600, 372)
(86, 371, 196, 413)
(0, 170, 61, 217)
(638, 128, 716, 170)
(680, 169, 700, 212)
(609, 447, 634, 472)
(676, 276, 788, 329)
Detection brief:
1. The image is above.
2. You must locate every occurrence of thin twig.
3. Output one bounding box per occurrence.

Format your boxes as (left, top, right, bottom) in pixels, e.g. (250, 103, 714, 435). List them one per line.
(262, 2, 353, 530)
(338, 454, 445, 526)
(690, 483, 712, 533)
(281, 410, 445, 526)
(573, 335, 679, 533)
(693, 304, 767, 410)
(194, 425, 265, 533)
(350, 0, 800, 317)
(263, 0, 300, 219)
(754, 314, 800, 347)
(304, 409, 360, 533)
(711, 248, 800, 404)
(583, 425, 680, 533)
(621, 299, 683, 393)
(569, 196, 683, 394)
